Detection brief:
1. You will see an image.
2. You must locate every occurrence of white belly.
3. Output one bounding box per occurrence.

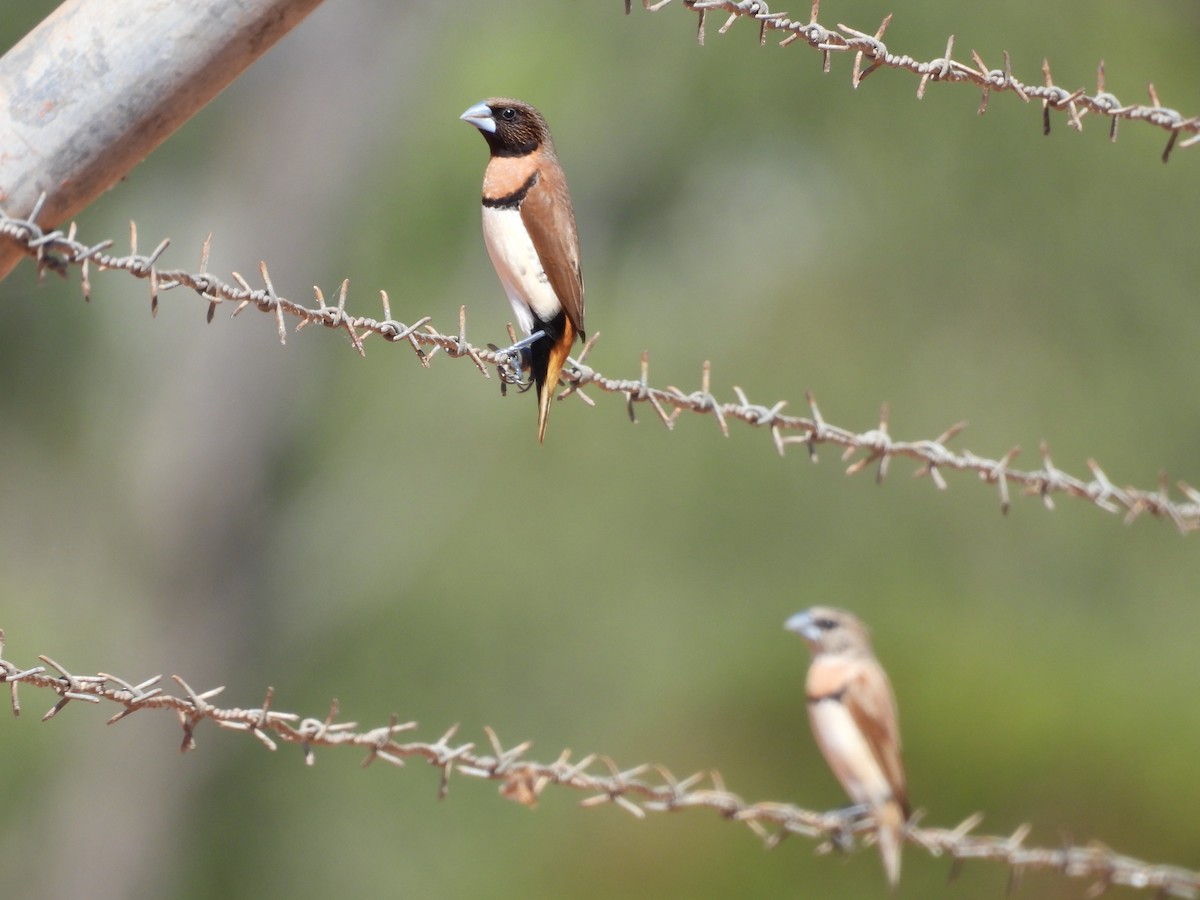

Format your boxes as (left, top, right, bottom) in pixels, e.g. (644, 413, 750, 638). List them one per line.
(809, 701, 892, 808)
(481, 206, 561, 336)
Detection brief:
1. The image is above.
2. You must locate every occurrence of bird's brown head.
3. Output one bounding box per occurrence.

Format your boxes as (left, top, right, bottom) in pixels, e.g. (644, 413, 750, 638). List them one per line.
(785, 606, 874, 657)
(460, 98, 553, 158)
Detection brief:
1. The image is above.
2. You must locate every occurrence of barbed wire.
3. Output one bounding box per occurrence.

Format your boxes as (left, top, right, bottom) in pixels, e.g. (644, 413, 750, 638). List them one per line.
(3, 199, 1199, 532)
(630, 0, 1200, 162)
(0, 628, 1196, 897)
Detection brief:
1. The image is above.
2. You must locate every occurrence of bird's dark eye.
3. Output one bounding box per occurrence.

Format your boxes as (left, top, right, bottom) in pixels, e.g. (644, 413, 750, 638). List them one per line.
(500, 107, 517, 121)
(816, 618, 838, 631)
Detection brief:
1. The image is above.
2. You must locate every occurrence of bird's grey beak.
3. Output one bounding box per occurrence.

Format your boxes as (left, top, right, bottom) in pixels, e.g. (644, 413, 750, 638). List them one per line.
(460, 101, 496, 133)
(785, 611, 818, 641)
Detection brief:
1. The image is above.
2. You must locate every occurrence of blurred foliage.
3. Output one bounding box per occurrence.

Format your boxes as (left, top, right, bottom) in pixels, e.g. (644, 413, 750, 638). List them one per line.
(1, 2, 1199, 898)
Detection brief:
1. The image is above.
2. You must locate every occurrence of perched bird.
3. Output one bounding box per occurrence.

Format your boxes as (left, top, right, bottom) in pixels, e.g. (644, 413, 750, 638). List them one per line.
(785, 607, 909, 888)
(460, 98, 585, 443)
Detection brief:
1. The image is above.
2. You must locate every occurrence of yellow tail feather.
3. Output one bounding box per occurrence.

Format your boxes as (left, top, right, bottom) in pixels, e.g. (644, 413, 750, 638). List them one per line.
(875, 799, 906, 890)
(536, 319, 576, 444)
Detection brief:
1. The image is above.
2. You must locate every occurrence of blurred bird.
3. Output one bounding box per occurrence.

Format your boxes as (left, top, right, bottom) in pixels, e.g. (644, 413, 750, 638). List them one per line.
(460, 98, 585, 443)
(785, 607, 909, 888)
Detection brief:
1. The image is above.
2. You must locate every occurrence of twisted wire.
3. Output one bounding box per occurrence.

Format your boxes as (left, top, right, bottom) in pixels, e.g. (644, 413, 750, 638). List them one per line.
(632, 0, 1200, 162)
(3, 202, 1198, 532)
(1, 630, 1196, 898)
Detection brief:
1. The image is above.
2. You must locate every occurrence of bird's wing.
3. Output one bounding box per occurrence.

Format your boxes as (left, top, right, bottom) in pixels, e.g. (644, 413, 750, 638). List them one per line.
(843, 658, 908, 812)
(520, 167, 585, 338)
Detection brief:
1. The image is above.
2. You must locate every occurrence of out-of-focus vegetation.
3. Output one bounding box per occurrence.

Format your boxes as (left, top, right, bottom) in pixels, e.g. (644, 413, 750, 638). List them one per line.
(2, 3, 1198, 898)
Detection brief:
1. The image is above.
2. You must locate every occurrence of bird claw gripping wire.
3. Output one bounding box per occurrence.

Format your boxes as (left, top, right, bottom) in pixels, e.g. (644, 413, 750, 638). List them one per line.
(825, 803, 872, 852)
(491, 329, 544, 390)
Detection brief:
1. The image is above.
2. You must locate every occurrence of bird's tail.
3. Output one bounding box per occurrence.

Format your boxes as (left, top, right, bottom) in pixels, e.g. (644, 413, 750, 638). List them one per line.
(535, 317, 576, 444)
(875, 799, 906, 890)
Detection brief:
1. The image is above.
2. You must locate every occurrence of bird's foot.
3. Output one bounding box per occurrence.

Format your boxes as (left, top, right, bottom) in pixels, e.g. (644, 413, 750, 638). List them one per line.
(826, 804, 871, 853)
(490, 330, 544, 390)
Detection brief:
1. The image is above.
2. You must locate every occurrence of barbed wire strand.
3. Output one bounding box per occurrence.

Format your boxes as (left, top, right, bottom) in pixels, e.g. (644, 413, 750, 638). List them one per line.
(629, 0, 1200, 163)
(0, 629, 1196, 898)
(3, 201, 1198, 533)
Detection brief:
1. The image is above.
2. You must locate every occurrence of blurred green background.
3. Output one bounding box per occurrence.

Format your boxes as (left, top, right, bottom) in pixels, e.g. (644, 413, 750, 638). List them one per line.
(2, 2, 1199, 898)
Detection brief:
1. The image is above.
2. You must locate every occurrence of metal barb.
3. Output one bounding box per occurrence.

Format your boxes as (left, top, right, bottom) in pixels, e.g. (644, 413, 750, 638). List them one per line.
(1, 629, 1199, 895)
(1, 207, 1197, 532)
(637, 2, 1195, 151)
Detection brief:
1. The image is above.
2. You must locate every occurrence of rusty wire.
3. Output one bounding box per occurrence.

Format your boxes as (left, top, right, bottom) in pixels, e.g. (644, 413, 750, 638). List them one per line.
(3, 200, 1199, 532)
(630, 0, 1200, 162)
(0, 628, 1196, 897)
